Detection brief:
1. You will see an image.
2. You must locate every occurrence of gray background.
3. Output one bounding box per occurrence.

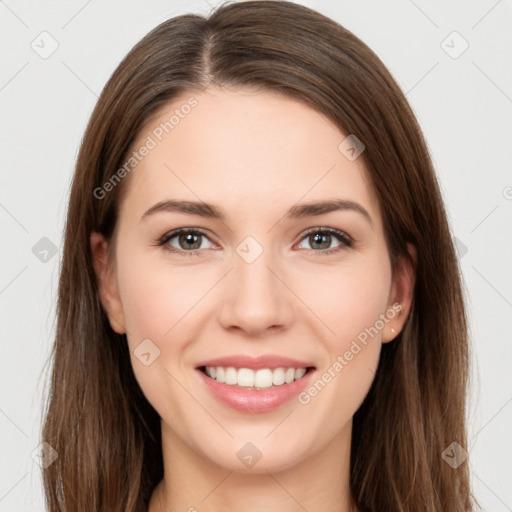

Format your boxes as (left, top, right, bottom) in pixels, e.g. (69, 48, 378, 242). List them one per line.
(1, 0, 511, 510)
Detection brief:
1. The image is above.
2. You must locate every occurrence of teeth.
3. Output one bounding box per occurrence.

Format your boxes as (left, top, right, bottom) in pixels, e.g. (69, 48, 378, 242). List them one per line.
(204, 366, 309, 389)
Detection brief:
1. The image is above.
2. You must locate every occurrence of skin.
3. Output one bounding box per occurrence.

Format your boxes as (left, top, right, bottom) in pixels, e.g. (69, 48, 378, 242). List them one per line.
(91, 86, 415, 512)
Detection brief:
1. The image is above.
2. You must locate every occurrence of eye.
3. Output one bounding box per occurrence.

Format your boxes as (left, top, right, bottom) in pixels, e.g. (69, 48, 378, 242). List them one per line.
(296, 227, 353, 255)
(158, 228, 216, 256)
(157, 226, 353, 257)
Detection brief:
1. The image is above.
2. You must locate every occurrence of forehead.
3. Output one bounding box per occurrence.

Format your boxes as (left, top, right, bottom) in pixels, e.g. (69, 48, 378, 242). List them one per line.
(121, 86, 381, 226)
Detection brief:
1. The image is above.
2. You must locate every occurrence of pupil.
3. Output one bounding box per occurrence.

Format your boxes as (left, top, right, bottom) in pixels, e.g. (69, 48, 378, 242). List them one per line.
(177, 232, 333, 251)
(180, 233, 201, 250)
(311, 233, 330, 249)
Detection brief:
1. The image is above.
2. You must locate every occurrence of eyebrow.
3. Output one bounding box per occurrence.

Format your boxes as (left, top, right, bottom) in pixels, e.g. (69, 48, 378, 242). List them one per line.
(141, 198, 373, 227)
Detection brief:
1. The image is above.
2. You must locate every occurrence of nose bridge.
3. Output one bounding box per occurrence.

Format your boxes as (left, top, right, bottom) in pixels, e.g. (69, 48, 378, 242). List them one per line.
(217, 236, 293, 335)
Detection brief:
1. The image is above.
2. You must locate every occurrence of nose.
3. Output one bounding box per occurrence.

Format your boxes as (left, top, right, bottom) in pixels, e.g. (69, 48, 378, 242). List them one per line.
(217, 248, 294, 337)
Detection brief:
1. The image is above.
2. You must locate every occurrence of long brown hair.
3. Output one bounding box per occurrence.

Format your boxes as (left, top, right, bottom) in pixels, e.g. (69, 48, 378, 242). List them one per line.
(40, 1, 478, 510)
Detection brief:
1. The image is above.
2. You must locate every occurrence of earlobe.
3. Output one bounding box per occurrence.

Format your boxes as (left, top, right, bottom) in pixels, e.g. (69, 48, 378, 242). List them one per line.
(90, 232, 126, 334)
(383, 243, 417, 343)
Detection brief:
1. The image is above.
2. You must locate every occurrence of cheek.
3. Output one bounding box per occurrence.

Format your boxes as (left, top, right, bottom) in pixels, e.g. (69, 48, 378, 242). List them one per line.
(297, 257, 391, 422)
(116, 249, 205, 343)
(295, 264, 390, 442)
(115, 250, 203, 416)
(294, 256, 392, 347)
(115, 248, 215, 408)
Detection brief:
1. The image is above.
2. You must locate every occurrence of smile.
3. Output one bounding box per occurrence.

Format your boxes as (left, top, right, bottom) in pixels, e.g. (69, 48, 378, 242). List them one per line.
(200, 365, 313, 389)
(196, 364, 316, 413)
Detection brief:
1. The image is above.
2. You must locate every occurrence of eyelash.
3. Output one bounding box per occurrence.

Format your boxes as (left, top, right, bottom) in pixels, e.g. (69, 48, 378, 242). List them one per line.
(156, 227, 353, 257)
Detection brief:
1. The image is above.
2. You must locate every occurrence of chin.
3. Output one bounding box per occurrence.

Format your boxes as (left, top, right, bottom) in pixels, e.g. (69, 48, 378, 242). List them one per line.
(201, 441, 307, 474)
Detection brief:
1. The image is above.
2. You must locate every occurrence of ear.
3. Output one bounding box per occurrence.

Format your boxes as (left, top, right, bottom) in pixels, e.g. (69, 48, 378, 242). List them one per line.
(382, 242, 416, 343)
(90, 232, 126, 334)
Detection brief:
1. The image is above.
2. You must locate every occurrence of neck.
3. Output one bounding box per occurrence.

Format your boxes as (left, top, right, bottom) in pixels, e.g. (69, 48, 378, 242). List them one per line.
(149, 418, 357, 512)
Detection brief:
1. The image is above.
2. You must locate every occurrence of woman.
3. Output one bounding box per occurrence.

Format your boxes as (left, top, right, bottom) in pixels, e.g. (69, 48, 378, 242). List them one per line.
(41, 1, 478, 510)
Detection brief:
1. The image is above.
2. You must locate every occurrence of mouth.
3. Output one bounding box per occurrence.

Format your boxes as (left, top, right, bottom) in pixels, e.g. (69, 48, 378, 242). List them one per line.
(194, 354, 317, 412)
(198, 365, 316, 390)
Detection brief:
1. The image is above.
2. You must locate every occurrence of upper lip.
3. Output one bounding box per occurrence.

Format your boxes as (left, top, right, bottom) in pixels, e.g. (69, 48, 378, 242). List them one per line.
(195, 354, 316, 371)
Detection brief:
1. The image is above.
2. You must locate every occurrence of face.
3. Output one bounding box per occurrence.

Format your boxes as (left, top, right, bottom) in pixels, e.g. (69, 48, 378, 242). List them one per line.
(91, 86, 414, 473)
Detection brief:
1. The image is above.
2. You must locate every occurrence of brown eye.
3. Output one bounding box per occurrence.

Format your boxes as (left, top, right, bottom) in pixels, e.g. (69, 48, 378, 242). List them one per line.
(296, 228, 352, 254)
(159, 228, 215, 256)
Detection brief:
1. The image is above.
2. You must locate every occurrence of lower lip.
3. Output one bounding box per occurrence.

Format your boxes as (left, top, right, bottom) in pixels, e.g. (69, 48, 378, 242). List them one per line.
(196, 368, 315, 413)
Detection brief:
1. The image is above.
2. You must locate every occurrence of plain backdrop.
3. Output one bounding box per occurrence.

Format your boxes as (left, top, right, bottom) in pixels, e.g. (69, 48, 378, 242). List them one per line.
(1, 0, 511, 510)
